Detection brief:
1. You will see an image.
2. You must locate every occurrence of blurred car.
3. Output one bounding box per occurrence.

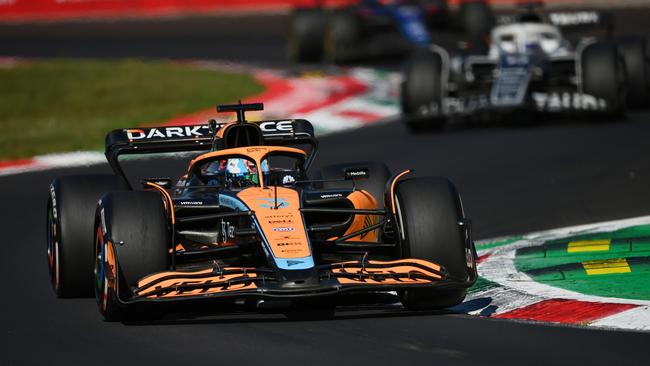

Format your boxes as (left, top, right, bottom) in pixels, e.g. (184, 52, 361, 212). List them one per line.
(400, 4, 650, 130)
(289, 0, 494, 63)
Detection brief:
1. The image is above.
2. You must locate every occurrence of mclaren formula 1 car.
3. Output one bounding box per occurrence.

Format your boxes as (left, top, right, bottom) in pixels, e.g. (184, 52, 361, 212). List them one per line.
(401, 6, 650, 130)
(289, 0, 494, 63)
(46, 102, 477, 320)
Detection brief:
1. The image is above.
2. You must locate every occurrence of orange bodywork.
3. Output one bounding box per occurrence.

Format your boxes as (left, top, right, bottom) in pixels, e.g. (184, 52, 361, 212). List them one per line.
(133, 259, 444, 299)
(136, 267, 258, 298)
(127, 145, 446, 301)
(390, 169, 411, 214)
(331, 259, 442, 285)
(334, 190, 379, 242)
(237, 187, 311, 259)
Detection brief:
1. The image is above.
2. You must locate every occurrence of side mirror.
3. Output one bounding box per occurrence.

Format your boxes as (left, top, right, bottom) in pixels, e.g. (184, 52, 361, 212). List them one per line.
(344, 168, 369, 180)
(142, 177, 173, 189)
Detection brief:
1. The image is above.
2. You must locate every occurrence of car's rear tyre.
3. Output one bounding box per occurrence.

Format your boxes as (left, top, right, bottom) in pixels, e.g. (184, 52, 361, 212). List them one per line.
(94, 191, 170, 321)
(423, 0, 450, 29)
(288, 8, 326, 62)
(394, 177, 470, 310)
(314, 161, 390, 208)
(458, 1, 494, 41)
(324, 7, 361, 63)
(581, 41, 627, 118)
(47, 175, 127, 298)
(619, 37, 649, 109)
(401, 49, 447, 131)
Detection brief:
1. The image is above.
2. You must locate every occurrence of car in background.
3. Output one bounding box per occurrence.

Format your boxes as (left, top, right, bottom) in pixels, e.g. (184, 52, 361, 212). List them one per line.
(400, 4, 650, 131)
(289, 0, 494, 63)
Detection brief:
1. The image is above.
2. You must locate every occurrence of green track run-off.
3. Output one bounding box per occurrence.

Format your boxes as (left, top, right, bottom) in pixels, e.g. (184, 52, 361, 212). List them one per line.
(475, 224, 650, 301)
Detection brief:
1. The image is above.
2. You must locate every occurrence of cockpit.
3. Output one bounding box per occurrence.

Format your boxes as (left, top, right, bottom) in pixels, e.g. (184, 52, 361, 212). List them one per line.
(489, 22, 568, 58)
(186, 148, 307, 191)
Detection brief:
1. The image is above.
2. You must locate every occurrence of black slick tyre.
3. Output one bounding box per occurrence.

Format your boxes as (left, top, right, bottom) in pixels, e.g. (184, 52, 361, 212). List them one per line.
(47, 174, 127, 297)
(94, 191, 170, 321)
(288, 8, 326, 62)
(394, 177, 470, 310)
(581, 41, 627, 118)
(619, 37, 649, 109)
(401, 49, 447, 131)
(458, 1, 495, 41)
(324, 8, 361, 63)
(423, 0, 451, 29)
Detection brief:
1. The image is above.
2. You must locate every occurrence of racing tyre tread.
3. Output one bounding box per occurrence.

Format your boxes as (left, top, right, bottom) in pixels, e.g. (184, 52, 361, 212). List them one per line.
(394, 177, 470, 310)
(401, 49, 447, 131)
(47, 174, 127, 298)
(324, 7, 362, 64)
(289, 8, 326, 62)
(94, 191, 170, 321)
(581, 41, 627, 119)
(619, 37, 649, 109)
(458, 1, 495, 41)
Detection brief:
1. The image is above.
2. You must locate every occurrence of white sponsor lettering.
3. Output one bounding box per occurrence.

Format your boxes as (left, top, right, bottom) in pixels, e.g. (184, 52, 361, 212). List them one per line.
(259, 121, 293, 133)
(221, 220, 236, 240)
(347, 171, 366, 176)
(320, 193, 343, 199)
(282, 175, 296, 184)
(184, 126, 205, 137)
(418, 95, 490, 116)
(147, 129, 166, 139)
(532, 92, 607, 111)
(125, 126, 209, 140)
(166, 127, 185, 137)
(273, 227, 295, 232)
(100, 207, 107, 235)
(179, 201, 203, 205)
(549, 12, 600, 26)
(49, 185, 58, 220)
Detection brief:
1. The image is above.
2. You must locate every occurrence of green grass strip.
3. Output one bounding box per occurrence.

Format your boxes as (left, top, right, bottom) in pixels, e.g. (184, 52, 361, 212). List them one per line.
(0, 59, 263, 159)
(515, 224, 650, 300)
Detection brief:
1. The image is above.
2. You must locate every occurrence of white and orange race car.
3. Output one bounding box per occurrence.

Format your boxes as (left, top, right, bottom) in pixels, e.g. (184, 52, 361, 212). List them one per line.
(46, 102, 476, 321)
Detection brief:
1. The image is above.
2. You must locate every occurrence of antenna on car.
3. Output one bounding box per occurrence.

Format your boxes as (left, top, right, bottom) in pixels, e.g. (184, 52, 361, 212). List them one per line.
(273, 184, 279, 210)
(216, 101, 264, 124)
(208, 119, 219, 151)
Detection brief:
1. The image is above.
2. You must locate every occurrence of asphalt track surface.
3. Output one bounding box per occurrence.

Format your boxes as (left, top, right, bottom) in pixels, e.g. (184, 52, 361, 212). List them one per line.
(3, 9, 650, 365)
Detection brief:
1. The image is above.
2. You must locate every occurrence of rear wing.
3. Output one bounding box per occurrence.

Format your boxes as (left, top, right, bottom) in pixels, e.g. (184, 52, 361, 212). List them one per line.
(497, 9, 614, 34)
(105, 119, 317, 188)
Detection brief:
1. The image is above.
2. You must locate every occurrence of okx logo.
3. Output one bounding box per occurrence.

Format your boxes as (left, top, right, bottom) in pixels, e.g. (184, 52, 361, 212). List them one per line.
(258, 197, 289, 209)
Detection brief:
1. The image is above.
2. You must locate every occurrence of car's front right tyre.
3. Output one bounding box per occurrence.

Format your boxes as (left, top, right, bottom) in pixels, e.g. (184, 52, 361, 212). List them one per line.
(46, 175, 127, 298)
(94, 191, 170, 321)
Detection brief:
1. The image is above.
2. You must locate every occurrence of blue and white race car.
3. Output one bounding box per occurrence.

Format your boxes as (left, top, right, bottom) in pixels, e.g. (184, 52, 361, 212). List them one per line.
(400, 6, 650, 130)
(289, 0, 494, 63)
